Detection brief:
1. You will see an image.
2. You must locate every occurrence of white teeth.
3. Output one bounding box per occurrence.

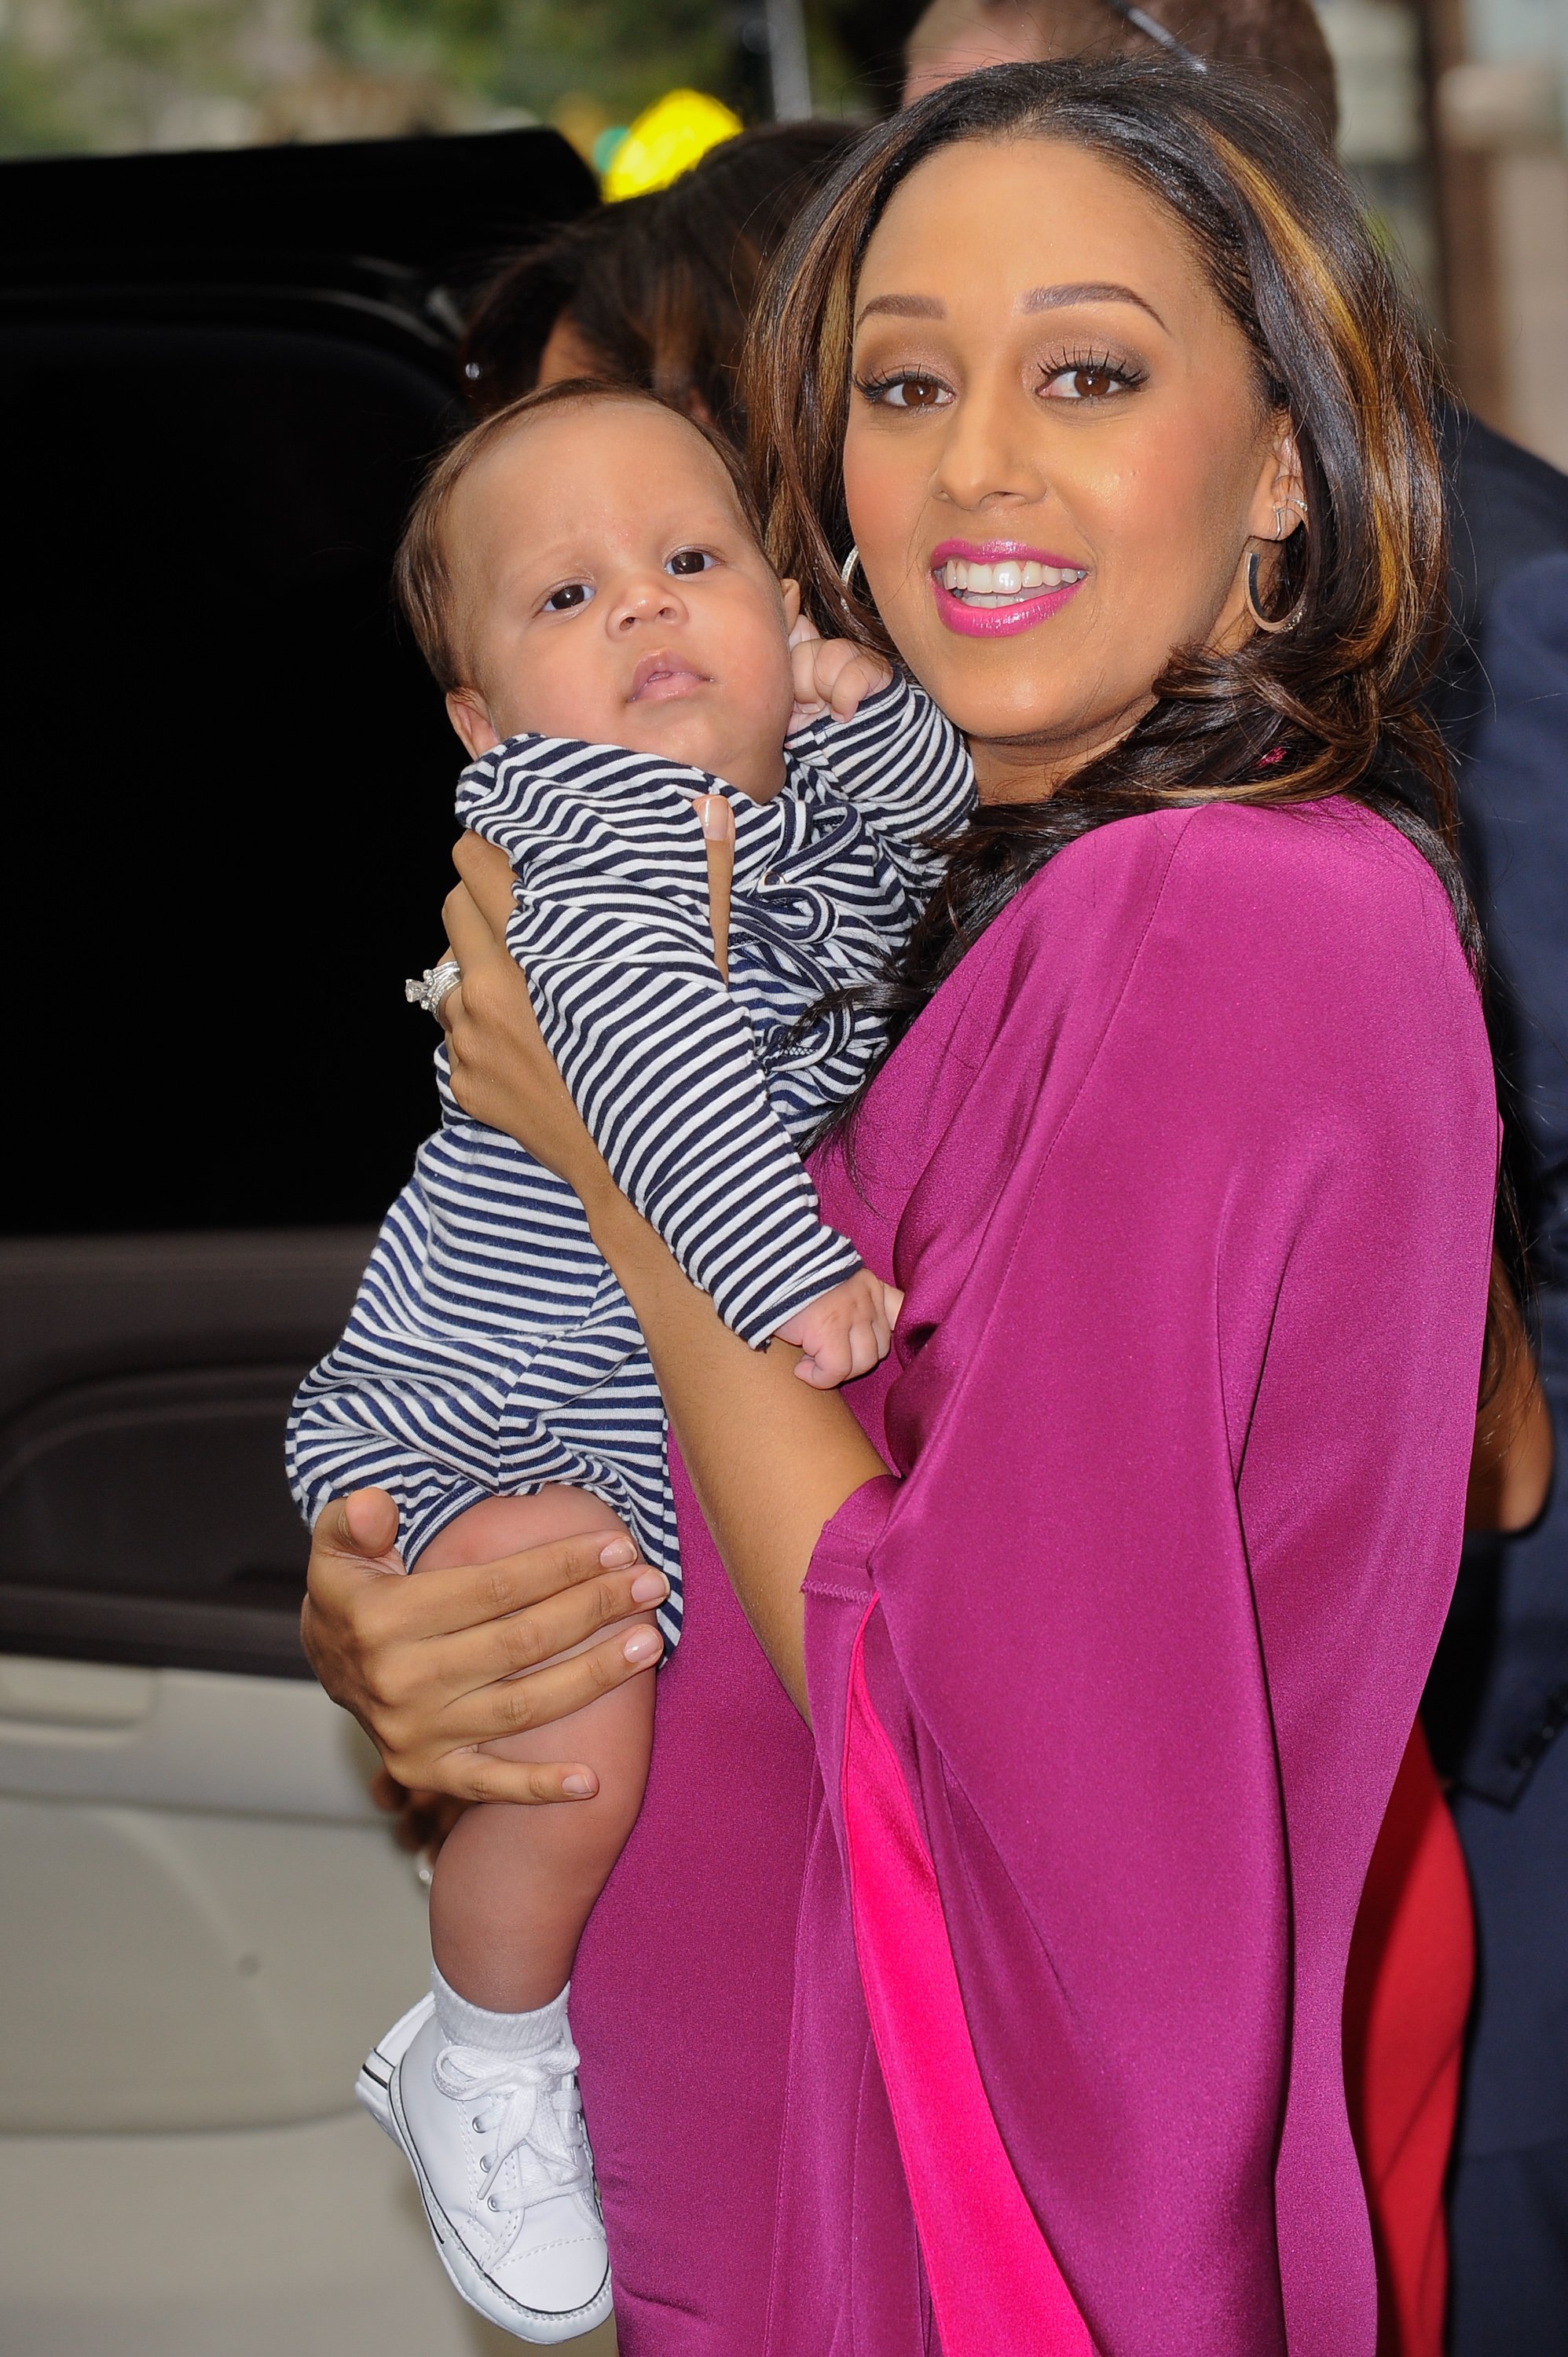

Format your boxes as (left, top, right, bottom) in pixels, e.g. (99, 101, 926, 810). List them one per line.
(939, 556, 1085, 602)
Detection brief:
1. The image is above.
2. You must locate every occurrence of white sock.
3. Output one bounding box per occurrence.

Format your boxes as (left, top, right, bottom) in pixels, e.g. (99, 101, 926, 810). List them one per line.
(430, 1965, 571, 2057)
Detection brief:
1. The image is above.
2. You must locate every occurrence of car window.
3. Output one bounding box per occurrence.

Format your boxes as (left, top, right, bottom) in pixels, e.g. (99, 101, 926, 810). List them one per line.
(2, 310, 460, 1235)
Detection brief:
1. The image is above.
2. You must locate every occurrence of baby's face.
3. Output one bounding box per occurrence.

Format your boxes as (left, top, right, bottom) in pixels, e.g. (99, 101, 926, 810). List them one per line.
(444, 401, 797, 801)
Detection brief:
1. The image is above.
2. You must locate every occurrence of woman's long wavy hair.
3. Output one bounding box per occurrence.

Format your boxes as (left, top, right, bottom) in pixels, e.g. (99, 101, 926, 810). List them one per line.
(746, 58, 1475, 982)
(746, 58, 1515, 1391)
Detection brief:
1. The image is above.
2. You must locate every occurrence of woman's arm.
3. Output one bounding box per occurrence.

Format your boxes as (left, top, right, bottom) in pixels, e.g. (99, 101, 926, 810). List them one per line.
(1465, 1251, 1554, 1533)
(442, 836, 888, 1721)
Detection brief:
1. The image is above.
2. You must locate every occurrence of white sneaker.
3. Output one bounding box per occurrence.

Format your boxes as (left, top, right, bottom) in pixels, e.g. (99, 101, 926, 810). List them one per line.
(357, 1994, 612, 2344)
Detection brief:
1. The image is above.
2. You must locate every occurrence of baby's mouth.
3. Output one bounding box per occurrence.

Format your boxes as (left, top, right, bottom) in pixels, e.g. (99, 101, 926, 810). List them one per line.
(629, 651, 709, 702)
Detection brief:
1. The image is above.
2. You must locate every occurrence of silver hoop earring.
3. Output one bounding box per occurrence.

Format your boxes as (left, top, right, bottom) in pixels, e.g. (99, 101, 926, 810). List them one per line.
(1244, 548, 1302, 636)
(1273, 505, 1286, 541)
(840, 543, 862, 590)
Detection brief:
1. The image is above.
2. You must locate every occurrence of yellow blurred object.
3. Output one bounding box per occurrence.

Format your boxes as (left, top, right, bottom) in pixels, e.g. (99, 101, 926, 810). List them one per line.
(602, 90, 742, 200)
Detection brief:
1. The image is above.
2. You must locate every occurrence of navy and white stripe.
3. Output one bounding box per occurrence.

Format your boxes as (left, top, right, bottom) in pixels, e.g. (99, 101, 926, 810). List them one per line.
(288, 676, 972, 1635)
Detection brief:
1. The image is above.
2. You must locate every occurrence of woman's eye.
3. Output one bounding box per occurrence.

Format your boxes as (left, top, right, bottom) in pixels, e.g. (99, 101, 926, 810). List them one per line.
(1042, 364, 1136, 402)
(862, 374, 951, 412)
(544, 581, 593, 612)
(667, 548, 715, 577)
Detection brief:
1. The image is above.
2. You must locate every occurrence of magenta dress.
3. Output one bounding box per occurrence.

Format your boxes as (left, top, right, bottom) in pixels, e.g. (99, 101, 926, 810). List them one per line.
(569, 799, 1497, 2356)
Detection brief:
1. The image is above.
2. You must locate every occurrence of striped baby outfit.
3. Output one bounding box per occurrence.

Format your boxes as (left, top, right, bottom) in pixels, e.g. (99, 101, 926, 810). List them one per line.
(286, 676, 972, 1640)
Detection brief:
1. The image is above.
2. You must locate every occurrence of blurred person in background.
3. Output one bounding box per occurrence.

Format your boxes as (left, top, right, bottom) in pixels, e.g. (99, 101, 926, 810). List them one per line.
(1422, 502, 1568, 2357)
(458, 120, 859, 442)
(896, 9, 1568, 2355)
(902, 0, 1333, 129)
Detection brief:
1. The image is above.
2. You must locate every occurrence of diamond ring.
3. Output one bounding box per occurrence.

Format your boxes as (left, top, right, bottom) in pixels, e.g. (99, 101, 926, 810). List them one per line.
(405, 961, 462, 1020)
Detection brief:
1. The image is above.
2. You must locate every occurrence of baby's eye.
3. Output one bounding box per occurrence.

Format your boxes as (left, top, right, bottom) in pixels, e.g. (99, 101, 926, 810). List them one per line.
(544, 581, 593, 612)
(666, 548, 716, 576)
(1041, 363, 1138, 402)
(859, 373, 951, 412)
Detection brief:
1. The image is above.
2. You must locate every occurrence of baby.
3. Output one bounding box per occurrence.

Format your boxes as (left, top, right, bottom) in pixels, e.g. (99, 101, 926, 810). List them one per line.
(287, 382, 972, 2343)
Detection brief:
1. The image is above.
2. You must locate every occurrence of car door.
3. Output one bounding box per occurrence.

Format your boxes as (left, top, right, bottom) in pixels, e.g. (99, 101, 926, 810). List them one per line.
(0, 126, 614, 2357)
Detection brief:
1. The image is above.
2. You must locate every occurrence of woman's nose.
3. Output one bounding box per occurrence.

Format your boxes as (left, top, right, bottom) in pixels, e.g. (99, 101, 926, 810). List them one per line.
(929, 384, 1045, 512)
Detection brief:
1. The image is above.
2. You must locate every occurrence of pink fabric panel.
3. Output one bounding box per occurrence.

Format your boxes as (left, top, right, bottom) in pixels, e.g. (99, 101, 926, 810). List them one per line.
(844, 1604, 1097, 2357)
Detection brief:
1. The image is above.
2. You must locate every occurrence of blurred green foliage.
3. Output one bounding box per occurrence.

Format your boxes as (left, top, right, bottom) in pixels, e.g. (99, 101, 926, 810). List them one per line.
(321, 0, 731, 122)
(0, 0, 862, 158)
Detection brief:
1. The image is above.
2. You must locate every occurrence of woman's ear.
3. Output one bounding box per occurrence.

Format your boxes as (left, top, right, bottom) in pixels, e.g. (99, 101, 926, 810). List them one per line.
(1246, 423, 1308, 546)
(1273, 431, 1307, 533)
(780, 577, 803, 632)
(446, 689, 500, 760)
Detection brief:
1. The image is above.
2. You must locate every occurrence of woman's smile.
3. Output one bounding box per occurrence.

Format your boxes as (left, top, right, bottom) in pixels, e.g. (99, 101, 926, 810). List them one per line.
(931, 535, 1089, 636)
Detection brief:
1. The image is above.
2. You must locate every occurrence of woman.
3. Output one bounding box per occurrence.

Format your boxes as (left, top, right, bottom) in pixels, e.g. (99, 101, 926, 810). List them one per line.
(306, 63, 1497, 2354)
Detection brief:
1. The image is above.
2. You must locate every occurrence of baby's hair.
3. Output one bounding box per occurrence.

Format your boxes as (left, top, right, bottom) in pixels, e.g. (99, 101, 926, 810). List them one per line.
(394, 379, 765, 694)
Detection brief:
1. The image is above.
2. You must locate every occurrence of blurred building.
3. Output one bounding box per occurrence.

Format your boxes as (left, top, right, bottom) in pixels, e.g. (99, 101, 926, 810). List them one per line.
(1305, 0, 1568, 469)
(1429, 0, 1568, 469)
(1321, 1, 1438, 310)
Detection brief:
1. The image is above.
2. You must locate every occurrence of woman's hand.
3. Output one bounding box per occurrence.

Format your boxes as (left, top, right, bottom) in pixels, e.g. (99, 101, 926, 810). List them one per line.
(438, 836, 610, 1194)
(300, 1486, 666, 1802)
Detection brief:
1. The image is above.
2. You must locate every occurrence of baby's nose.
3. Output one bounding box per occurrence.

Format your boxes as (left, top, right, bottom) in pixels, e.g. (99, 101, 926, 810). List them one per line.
(614, 577, 681, 627)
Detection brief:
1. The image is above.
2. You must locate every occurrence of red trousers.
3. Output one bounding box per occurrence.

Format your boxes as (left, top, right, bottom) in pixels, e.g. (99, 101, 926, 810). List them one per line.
(1345, 1722, 1475, 2357)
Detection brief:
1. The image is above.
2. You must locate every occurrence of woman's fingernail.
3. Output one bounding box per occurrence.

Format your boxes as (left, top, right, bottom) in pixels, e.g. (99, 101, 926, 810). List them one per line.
(562, 1772, 596, 1798)
(630, 1570, 669, 1604)
(599, 1538, 636, 1566)
(623, 1629, 662, 1664)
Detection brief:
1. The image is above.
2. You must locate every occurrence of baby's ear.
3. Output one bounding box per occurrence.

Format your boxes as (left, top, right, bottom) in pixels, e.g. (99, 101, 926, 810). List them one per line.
(781, 577, 819, 650)
(445, 688, 500, 761)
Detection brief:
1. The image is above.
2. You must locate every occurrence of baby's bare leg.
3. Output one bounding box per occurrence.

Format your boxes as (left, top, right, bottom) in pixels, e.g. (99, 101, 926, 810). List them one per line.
(415, 1489, 659, 2011)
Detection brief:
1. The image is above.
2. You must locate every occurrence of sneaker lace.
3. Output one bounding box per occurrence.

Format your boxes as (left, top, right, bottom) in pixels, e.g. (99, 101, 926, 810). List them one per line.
(433, 2036, 592, 2215)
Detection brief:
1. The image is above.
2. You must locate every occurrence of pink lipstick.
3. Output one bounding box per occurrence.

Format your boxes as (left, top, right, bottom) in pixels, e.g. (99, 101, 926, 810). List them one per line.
(929, 538, 1088, 640)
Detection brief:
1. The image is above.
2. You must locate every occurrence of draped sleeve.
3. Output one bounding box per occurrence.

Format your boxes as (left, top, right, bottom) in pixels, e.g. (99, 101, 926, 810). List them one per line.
(800, 801, 1497, 2357)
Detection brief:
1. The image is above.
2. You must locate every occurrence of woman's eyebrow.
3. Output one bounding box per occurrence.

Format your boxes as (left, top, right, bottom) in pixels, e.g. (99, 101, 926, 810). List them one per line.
(1020, 281, 1166, 326)
(855, 292, 945, 325)
(855, 282, 1167, 329)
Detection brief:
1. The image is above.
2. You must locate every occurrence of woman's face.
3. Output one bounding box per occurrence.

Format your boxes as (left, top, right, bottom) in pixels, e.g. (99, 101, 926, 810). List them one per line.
(842, 136, 1292, 800)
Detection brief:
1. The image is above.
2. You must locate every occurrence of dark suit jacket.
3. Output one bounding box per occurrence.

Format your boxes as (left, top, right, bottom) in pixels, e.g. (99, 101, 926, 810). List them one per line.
(1425, 410, 1568, 1806)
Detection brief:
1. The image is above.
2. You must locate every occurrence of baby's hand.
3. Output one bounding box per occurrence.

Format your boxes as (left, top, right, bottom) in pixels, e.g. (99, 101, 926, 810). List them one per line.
(787, 624, 893, 735)
(775, 1267, 903, 1389)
